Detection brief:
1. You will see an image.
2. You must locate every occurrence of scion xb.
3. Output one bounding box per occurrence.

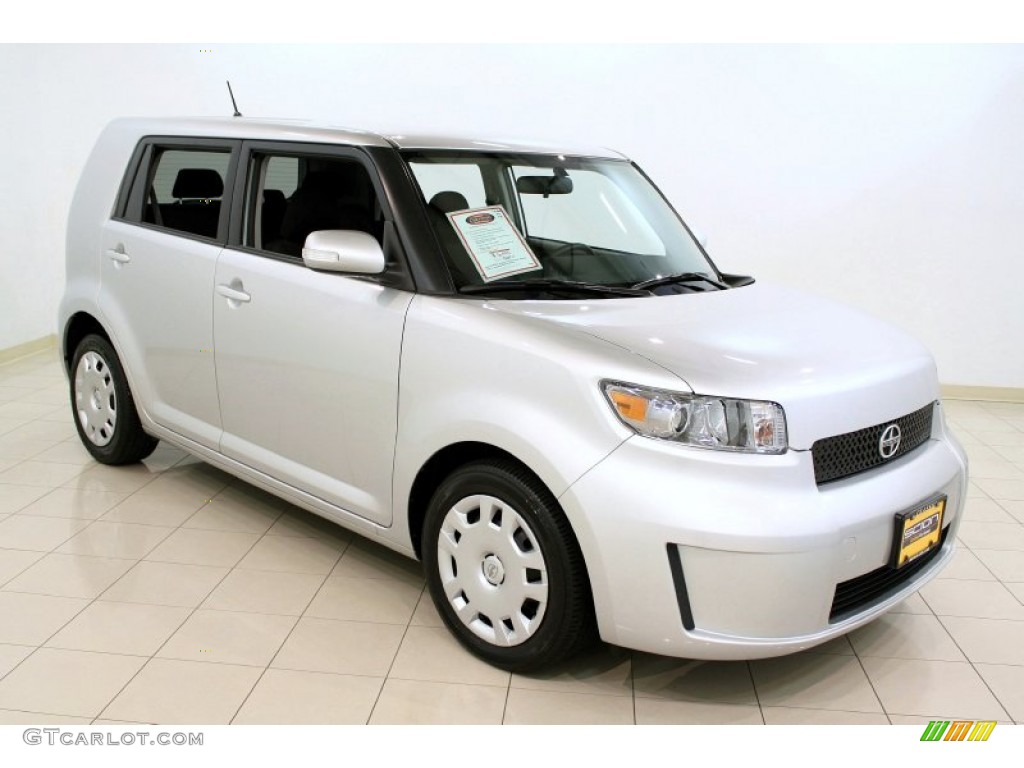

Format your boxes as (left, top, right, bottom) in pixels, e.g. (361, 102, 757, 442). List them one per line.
(59, 117, 968, 670)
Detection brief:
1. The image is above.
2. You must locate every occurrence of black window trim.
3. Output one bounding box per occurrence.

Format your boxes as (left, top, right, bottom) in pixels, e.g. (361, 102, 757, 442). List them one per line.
(112, 141, 148, 220)
(371, 145, 455, 295)
(224, 140, 416, 292)
(115, 136, 242, 246)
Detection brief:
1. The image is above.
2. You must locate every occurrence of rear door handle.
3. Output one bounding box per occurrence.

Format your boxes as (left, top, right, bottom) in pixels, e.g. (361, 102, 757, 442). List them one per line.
(105, 247, 131, 264)
(216, 283, 251, 303)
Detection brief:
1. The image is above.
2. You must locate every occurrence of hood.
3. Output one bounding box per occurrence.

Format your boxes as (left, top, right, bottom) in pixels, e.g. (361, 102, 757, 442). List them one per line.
(488, 282, 939, 449)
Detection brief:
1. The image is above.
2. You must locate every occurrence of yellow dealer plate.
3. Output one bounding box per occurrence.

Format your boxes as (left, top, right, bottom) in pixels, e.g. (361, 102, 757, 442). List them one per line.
(892, 496, 946, 569)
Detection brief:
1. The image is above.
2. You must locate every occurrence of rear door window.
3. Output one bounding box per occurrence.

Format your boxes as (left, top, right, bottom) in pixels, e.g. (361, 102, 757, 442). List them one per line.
(121, 144, 233, 240)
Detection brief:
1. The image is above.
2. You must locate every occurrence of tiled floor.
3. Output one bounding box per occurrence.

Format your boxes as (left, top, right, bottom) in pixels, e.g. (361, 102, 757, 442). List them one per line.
(1, 348, 1023, 725)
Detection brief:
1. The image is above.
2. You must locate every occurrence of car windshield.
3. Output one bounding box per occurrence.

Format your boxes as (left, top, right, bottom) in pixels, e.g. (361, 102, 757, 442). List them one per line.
(403, 150, 718, 296)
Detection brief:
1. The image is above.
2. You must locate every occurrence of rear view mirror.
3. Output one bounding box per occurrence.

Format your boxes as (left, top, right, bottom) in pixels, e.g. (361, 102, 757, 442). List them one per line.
(302, 230, 385, 274)
(516, 175, 574, 196)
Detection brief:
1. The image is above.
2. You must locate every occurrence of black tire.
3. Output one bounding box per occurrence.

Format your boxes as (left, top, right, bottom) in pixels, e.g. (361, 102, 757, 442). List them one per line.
(69, 334, 158, 465)
(422, 459, 596, 672)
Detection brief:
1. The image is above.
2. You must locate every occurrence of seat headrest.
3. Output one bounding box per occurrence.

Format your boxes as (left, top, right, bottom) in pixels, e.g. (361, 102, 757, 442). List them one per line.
(280, 177, 372, 241)
(262, 189, 286, 206)
(429, 191, 470, 214)
(172, 168, 224, 199)
(294, 171, 337, 196)
(298, 165, 371, 198)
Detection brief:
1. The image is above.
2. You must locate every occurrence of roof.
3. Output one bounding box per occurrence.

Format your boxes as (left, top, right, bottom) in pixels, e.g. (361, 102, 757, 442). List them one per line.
(108, 116, 628, 159)
(383, 132, 627, 159)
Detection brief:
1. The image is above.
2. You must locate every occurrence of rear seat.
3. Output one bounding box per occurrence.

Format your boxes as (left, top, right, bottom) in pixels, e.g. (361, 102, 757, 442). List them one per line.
(158, 168, 223, 238)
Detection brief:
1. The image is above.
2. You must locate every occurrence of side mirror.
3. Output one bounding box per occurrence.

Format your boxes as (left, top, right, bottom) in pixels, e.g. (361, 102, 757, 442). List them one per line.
(720, 272, 755, 288)
(302, 230, 385, 274)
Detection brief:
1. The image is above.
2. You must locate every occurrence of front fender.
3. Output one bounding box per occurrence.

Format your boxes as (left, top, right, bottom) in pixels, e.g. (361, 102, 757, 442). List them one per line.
(389, 293, 685, 556)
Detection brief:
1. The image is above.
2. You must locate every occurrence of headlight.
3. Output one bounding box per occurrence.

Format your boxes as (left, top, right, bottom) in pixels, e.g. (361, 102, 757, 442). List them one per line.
(602, 381, 787, 454)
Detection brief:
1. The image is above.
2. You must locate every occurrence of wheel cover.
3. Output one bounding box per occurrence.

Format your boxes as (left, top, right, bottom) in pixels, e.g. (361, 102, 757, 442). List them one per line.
(74, 351, 117, 447)
(437, 494, 549, 647)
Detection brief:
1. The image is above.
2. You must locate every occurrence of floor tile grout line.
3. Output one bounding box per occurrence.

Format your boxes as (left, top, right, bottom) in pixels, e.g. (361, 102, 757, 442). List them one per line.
(928, 603, 1015, 722)
(0, 705, 98, 721)
(0, 465, 201, 694)
(959, 535, 1022, 595)
(94, 591, 251, 721)
(18, 519, 186, 534)
(0, 460, 235, 717)
(0, 438, 70, 469)
(923, 577, 1024, 620)
(97, 500, 291, 723)
(758, 702, 901, 716)
(0, 517, 94, 556)
(2, 462, 247, 723)
(6, 647, 154, 661)
(0, 587, 128, 712)
(885, 711, 1017, 724)
(1, 476, 226, 595)
(362, 580, 427, 725)
(744, 659, 768, 725)
(849, 638, 894, 725)
(0, 550, 49, 593)
(629, 650, 636, 725)
(499, 677, 512, 725)
(224, 538, 344, 725)
(100, 656, 251, 727)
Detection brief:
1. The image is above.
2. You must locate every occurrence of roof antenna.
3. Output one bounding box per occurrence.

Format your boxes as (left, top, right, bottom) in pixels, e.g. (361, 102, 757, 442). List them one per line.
(226, 80, 242, 118)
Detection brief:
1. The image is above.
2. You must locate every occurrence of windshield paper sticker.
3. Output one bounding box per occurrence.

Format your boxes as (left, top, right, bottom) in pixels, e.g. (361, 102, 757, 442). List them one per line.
(447, 206, 541, 282)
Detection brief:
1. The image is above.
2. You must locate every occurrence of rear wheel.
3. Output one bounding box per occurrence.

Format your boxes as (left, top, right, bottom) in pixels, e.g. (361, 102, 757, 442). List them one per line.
(70, 334, 158, 465)
(422, 459, 595, 672)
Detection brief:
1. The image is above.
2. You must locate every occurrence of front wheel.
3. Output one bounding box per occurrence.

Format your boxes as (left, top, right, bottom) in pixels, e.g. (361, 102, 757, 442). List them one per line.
(422, 460, 596, 672)
(70, 334, 158, 465)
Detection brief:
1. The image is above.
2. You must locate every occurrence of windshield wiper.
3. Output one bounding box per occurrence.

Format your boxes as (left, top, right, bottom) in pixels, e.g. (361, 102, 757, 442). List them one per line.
(630, 272, 728, 291)
(459, 279, 647, 298)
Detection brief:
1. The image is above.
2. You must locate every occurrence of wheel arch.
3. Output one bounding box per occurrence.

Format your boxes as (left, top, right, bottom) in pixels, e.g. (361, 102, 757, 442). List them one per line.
(63, 312, 110, 373)
(406, 441, 592, 594)
(64, 326, 159, 464)
(408, 442, 517, 559)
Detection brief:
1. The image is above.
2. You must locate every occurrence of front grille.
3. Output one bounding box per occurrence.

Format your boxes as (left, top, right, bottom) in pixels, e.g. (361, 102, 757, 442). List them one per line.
(811, 403, 935, 485)
(829, 525, 949, 622)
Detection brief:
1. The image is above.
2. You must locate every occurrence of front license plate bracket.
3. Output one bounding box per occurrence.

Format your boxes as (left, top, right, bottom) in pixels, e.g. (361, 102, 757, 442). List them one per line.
(890, 496, 946, 569)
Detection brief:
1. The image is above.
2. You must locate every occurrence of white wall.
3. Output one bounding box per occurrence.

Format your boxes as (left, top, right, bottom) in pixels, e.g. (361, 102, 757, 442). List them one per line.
(1, 44, 1021, 387)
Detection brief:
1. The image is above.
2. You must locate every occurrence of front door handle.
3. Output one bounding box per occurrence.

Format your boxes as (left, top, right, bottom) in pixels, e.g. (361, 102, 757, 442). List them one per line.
(216, 283, 251, 303)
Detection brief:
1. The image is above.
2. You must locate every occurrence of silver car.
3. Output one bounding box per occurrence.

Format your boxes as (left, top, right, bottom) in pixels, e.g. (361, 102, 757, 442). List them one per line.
(60, 117, 968, 670)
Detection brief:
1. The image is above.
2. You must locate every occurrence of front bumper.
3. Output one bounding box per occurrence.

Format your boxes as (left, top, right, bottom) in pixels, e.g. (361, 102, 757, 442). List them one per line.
(558, 414, 968, 660)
